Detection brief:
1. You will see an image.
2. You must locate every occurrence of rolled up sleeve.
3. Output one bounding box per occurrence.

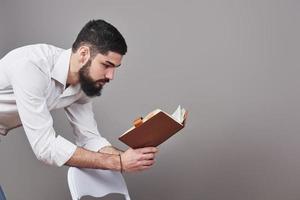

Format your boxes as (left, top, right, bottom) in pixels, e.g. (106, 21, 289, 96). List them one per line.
(64, 98, 111, 152)
(12, 61, 77, 166)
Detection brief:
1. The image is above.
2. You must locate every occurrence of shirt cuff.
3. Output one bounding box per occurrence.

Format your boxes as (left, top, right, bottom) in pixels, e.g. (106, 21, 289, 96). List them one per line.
(82, 137, 111, 152)
(53, 135, 77, 167)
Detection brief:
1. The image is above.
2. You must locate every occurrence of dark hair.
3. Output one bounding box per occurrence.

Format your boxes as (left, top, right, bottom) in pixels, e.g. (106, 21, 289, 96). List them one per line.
(72, 19, 127, 56)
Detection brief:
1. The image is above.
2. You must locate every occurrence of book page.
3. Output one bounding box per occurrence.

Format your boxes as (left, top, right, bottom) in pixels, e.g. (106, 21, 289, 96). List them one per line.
(171, 105, 186, 124)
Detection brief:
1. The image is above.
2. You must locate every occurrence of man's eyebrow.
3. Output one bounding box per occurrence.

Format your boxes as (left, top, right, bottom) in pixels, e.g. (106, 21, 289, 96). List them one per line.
(105, 61, 121, 68)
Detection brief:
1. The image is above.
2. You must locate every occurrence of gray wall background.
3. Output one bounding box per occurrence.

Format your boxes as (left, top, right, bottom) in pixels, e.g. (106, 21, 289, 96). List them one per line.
(0, 0, 6, 57)
(0, 0, 300, 199)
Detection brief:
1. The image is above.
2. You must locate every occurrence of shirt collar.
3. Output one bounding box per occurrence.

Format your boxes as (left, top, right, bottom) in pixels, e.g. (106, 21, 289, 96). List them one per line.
(51, 48, 71, 89)
(51, 49, 82, 98)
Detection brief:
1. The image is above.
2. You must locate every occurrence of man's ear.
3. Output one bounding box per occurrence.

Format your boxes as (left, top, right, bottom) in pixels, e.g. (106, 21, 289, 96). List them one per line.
(78, 46, 91, 64)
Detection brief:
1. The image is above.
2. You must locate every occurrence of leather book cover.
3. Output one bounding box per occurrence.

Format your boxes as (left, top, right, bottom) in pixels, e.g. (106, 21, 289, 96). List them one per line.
(118, 111, 184, 149)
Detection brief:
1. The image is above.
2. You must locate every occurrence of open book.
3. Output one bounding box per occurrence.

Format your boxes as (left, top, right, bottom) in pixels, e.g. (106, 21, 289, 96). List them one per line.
(119, 105, 187, 148)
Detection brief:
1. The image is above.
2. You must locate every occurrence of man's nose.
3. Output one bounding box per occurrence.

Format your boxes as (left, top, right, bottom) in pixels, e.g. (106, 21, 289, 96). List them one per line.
(105, 68, 115, 80)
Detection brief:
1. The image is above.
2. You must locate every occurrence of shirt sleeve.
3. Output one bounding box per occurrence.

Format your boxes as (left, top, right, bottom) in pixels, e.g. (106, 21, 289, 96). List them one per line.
(11, 61, 77, 167)
(64, 97, 111, 152)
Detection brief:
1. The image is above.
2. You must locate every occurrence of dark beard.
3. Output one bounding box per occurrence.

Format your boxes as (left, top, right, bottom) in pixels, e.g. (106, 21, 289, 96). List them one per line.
(79, 59, 109, 97)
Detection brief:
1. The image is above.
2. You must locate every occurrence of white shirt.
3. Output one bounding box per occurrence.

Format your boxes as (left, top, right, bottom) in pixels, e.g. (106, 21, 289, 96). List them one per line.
(0, 44, 111, 166)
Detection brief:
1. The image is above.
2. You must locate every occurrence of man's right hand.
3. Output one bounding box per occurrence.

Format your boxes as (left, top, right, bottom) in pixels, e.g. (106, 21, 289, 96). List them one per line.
(121, 147, 158, 172)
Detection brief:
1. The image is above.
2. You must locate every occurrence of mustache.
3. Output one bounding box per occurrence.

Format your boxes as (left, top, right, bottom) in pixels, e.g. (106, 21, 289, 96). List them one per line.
(96, 78, 110, 84)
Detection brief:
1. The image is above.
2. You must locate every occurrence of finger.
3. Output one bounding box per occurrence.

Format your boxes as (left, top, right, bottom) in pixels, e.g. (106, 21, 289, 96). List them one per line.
(139, 165, 152, 171)
(141, 153, 155, 160)
(138, 147, 158, 154)
(141, 160, 155, 166)
(184, 111, 188, 120)
(183, 111, 188, 126)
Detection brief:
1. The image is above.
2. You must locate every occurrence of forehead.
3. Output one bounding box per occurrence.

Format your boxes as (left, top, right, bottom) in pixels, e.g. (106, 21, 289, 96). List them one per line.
(94, 51, 123, 66)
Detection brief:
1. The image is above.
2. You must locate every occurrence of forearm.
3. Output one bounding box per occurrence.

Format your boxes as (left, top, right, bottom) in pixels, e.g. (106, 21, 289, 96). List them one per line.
(65, 147, 121, 171)
(99, 145, 124, 155)
(66, 146, 158, 173)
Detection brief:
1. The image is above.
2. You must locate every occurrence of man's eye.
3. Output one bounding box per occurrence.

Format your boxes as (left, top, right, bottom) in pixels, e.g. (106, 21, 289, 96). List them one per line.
(102, 64, 109, 68)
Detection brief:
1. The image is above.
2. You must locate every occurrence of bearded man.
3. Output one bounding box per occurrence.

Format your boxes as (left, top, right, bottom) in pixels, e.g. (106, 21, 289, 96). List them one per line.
(0, 19, 157, 172)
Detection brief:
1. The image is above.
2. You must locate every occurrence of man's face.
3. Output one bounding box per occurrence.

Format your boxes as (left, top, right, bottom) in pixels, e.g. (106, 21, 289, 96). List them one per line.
(79, 51, 122, 97)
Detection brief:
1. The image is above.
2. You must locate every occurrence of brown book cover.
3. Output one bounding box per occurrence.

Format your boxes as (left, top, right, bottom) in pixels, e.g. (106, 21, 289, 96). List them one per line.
(119, 107, 187, 149)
